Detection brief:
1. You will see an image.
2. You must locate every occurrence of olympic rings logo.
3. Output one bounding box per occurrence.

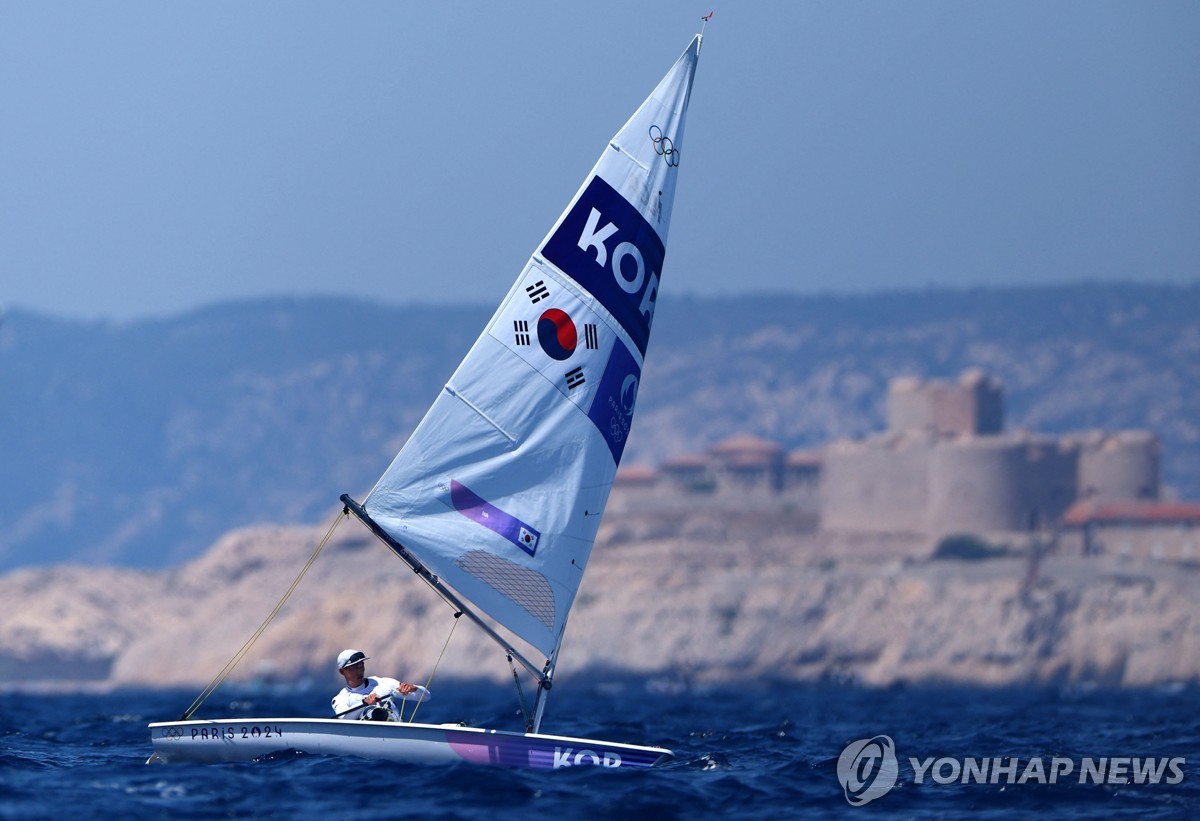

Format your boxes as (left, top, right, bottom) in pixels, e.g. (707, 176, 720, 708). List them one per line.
(165, 726, 183, 740)
(649, 125, 680, 167)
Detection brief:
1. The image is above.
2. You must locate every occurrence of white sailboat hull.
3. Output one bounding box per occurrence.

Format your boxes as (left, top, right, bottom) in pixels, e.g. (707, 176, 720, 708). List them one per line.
(147, 718, 672, 770)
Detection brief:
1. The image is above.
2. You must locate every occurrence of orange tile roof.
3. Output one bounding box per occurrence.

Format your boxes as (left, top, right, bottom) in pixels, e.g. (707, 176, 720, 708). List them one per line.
(709, 434, 784, 457)
(786, 451, 823, 468)
(614, 464, 659, 485)
(1062, 500, 1200, 526)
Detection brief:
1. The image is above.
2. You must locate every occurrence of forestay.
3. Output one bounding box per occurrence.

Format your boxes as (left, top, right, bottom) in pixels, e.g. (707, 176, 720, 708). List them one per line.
(362, 37, 701, 660)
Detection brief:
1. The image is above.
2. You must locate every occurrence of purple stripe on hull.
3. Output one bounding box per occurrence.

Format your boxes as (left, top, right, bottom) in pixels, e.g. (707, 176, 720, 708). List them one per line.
(444, 729, 666, 770)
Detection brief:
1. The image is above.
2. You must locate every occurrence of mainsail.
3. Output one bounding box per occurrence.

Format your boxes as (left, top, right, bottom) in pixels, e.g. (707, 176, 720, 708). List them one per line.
(361, 36, 701, 662)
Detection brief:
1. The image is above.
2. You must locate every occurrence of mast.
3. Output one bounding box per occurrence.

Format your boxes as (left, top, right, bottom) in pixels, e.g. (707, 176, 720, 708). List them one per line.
(530, 650, 559, 734)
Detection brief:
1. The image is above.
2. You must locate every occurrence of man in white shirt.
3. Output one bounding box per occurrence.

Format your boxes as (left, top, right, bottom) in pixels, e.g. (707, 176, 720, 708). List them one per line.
(331, 648, 430, 721)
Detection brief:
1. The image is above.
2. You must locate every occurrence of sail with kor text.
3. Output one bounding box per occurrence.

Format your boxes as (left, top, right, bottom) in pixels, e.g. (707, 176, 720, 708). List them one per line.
(359, 37, 701, 661)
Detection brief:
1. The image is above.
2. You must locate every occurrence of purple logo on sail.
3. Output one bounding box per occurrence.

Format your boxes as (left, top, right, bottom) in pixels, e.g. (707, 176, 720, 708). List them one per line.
(450, 480, 540, 556)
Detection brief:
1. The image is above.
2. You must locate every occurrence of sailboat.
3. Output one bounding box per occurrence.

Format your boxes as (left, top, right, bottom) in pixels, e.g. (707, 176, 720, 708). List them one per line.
(148, 31, 702, 770)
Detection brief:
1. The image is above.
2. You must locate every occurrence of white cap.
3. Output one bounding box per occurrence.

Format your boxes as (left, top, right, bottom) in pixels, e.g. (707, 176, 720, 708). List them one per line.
(337, 649, 369, 669)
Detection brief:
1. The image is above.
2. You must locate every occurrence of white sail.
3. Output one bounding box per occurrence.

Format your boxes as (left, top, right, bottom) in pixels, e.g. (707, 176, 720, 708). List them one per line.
(363, 36, 701, 659)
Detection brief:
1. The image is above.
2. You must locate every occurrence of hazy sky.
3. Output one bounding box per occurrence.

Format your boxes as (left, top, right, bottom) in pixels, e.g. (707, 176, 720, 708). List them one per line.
(3, 1, 1197, 321)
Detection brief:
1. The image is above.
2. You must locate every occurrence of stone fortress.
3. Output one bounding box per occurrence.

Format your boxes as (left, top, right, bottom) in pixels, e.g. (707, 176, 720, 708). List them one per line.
(613, 369, 1200, 561)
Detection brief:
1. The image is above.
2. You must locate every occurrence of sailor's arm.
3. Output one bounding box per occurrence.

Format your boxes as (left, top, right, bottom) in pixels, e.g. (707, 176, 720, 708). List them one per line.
(388, 682, 431, 700)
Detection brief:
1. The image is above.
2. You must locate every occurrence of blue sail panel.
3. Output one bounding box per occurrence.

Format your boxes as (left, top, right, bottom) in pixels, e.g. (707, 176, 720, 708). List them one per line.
(541, 176, 665, 358)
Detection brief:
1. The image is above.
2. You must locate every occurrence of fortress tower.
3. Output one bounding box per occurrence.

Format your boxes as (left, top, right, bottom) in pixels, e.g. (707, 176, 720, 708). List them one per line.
(822, 369, 1157, 539)
(1074, 430, 1160, 502)
(888, 368, 1004, 437)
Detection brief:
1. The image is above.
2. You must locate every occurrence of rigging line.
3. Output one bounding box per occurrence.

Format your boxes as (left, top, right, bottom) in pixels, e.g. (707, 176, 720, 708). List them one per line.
(508, 653, 533, 734)
(405, 611, 461, 724)
(179, 510, 345, 721)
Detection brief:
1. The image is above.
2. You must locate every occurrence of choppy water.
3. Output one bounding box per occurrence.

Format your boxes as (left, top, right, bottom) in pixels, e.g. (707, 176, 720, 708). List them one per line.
(2, 680, 1197, 818)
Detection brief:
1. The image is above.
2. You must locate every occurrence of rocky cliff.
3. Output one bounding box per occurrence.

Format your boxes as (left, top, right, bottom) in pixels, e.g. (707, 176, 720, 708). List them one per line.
(4, 499, 1197, 693)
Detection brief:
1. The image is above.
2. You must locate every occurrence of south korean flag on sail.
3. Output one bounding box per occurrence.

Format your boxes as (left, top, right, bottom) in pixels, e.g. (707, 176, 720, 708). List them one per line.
(488, 263, 612, 414)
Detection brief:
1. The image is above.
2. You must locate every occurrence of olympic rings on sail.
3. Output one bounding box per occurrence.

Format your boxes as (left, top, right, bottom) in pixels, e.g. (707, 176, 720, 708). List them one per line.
(649, 124, 680, 167)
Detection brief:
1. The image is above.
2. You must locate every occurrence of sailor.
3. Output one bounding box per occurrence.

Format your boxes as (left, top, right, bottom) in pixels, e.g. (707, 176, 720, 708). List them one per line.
(331, 648, 430, 721)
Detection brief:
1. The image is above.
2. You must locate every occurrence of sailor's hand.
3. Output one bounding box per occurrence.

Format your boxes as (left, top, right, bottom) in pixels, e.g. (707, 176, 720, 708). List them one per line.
(396, 682, 417, 697)
(363, 692, 380, 706)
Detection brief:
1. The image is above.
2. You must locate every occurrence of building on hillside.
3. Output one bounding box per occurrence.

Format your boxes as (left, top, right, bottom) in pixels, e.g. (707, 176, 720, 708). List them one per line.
(1060, 501, 1200, 561)
(819, 370, 1161, 539)
(658, 452, 714, 492)
(606, 463, 666, 516)
(611, 435, 822, 514)
(784, 450, 822, 494)
(708, 434, 785, 493)
(611, 368, 1170, 549)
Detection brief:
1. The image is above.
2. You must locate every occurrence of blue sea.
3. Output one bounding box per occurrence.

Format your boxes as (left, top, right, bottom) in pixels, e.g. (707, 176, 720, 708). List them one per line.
(2, 680, 1197, 819)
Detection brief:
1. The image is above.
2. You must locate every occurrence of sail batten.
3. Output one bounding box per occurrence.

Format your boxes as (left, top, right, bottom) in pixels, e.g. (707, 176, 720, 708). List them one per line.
(362, 36, 701, 659)
(444, 385, 519, 443)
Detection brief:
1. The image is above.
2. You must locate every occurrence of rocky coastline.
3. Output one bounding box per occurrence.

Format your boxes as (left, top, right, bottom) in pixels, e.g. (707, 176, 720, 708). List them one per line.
(3, 502, 1197, 694)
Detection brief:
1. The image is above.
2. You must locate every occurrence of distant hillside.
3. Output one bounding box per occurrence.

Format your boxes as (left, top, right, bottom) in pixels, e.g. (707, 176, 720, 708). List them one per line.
(1, 283, 1196, 571)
